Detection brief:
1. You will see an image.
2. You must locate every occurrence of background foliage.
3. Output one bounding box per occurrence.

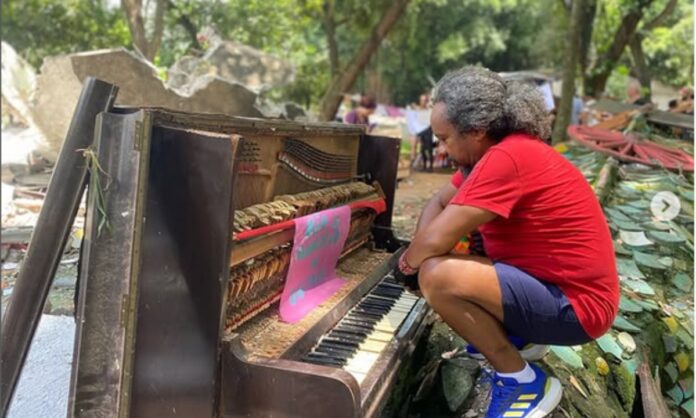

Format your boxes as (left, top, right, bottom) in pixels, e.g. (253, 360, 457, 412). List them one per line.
(1, 0, 693, 108)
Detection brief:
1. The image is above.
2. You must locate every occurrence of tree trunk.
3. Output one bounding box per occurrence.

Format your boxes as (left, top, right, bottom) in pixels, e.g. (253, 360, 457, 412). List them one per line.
(318, 0, 411, 121)
(552, 0, 584, 144)
(165, 0, 201, 50)
(584, 0, 653, 97)
(121, 0, 167, 61)
(578, 0, 597, 89)
(629, 35, 651, 99)
(323, 0, 340, 77)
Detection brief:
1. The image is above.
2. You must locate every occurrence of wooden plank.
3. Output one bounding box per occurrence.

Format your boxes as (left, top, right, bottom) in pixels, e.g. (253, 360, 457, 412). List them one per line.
(230, 229, 294, 267)
(636, 351, 670, 418)
(148, 108, 365, 137)
(592, 99, 693, 130)
(230, 193, 383, 266)
(1, 226, 33, 244)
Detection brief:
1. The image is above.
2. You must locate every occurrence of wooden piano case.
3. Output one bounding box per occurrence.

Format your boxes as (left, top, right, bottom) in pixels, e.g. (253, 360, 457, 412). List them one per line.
(69, 107, 423, 418)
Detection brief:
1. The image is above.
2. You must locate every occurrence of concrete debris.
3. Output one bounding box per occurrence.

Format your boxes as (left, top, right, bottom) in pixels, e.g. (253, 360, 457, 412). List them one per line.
(1, 41, 37, 127)
(32, 48, 266, 160)
(7, 315, 75, 418)
(166, 34, 295, 93)
(3, 37, 309, 165)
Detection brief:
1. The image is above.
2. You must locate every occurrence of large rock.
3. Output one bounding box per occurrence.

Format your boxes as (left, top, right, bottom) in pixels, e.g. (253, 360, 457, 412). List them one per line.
(167, 41, 295, 93)
(31, 48, 264, 160)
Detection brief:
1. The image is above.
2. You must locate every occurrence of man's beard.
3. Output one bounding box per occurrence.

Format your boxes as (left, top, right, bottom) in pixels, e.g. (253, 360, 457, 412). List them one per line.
(456, 163, 474, 177)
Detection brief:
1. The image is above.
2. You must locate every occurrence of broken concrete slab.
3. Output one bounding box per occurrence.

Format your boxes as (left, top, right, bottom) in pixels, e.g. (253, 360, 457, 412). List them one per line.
(31, 48, 265, 160)
(167, 40, 295, 93)
(1, 42, 37, 127)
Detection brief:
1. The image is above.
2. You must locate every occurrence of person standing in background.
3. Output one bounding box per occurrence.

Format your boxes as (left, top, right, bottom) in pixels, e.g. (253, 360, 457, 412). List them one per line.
(417, 126, 435, 172)
(343, 95, 377, 131)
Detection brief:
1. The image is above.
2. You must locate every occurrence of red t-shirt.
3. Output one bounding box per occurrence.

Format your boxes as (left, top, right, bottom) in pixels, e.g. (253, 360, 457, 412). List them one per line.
(450, 133, 618, 339)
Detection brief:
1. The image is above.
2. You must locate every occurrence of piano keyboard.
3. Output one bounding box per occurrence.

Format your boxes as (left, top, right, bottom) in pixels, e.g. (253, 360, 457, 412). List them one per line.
(302, 276, 420, 383)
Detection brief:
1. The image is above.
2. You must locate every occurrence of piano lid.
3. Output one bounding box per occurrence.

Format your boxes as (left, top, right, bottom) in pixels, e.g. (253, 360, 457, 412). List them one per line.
(70, 109, 242, 417)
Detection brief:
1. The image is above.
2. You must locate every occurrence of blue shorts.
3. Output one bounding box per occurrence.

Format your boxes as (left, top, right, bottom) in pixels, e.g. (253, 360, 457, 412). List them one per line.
(495, 262, 592, 346)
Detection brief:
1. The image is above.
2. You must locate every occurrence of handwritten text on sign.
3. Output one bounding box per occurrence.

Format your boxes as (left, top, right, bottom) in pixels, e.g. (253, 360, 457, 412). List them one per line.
(279, 205, 351, 323)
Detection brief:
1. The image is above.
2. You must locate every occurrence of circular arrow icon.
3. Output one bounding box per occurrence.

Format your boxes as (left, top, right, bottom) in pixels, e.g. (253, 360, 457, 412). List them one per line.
(650, 191, 681, 221)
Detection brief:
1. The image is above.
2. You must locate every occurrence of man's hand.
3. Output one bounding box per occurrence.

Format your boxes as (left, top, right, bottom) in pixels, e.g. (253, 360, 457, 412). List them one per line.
(392, 266, 420, 295)
(392, 250, 422, 296)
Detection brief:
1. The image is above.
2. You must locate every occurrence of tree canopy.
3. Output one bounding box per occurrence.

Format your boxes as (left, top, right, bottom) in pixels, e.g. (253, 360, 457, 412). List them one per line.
(1, 0, 693, 110)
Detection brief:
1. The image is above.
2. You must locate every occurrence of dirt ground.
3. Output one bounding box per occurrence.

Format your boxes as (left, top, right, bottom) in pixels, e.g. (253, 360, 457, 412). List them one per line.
(392, 170, 454, 239)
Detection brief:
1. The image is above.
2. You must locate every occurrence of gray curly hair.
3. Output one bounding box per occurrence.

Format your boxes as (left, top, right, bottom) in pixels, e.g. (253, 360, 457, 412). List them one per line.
(432, 66, 551, 141)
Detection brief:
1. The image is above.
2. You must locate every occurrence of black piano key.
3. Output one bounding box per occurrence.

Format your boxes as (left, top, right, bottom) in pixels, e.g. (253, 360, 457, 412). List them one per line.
(335, 323, 372, 335)
(371, 287, 402, 297)
(353, 306, 387, 317)
(365, 294, 397, 304)
(305, 352, 346, 366)
(370, 290, 402, 300)
(317, 341, 358, 356)
(382, 275, 398, 284)
(328, 330, 366, 343)
(312, 343, 356, 359)
(340, 319, 376, 331)
(332, 326, 369, 338)
(321, 336, 360, 348)
(303, 277, 417, 368)
(345, 311, 381, 323)
(377, 281, 404, 291)
(363, 296, 395, 307)
(356, 302, 390, 313)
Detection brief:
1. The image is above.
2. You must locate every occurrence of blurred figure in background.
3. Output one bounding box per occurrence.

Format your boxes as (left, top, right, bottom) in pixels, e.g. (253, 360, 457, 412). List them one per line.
(416, 126, 434, 172)
(343, 95, 377, 131)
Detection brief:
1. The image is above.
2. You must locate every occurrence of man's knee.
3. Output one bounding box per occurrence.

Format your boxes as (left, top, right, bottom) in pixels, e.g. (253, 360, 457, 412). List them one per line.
(418, 257, 482, 301)
(418, 257, 454, 298)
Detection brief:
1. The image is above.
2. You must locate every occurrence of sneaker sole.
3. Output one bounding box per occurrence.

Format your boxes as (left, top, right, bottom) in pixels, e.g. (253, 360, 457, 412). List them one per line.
(527, 377, 563, 418)
(468, 345, 551, 361)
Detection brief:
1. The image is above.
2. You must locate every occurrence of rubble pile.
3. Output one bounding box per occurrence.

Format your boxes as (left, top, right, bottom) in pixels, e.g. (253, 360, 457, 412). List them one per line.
(551, 143, 694, 417)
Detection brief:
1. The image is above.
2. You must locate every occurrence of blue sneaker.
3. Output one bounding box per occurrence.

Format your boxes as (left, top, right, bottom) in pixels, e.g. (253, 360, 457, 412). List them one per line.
(485, 364, 562, 418)
(466, 336, 550, 361)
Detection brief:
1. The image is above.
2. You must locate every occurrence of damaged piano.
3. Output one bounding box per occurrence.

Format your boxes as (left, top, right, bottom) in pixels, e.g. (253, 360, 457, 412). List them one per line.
(69, 106, 433, 417)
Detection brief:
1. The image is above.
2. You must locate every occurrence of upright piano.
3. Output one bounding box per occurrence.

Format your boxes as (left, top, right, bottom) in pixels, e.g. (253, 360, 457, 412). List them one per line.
(69, 107, 432, 417)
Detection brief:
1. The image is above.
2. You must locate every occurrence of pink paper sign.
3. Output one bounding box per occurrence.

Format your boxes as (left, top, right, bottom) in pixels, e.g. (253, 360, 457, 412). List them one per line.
(279, 205, 351, 323)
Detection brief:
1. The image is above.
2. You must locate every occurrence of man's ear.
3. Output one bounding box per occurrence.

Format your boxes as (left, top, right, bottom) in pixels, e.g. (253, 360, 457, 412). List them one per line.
(470, 130, 488, 143)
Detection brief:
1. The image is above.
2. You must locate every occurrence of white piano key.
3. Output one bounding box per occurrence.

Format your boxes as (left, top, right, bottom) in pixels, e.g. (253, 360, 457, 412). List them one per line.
(344, 351, 380, 375)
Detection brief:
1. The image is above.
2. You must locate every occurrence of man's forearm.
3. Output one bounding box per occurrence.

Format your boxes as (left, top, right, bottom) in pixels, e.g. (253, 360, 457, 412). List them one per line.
(414, 195, 445, 236)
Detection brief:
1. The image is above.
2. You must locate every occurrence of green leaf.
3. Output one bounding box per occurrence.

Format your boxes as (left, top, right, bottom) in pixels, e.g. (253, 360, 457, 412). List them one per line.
(614, 241, 633, 256)
(642, 220, 672, 231)
(627, 200, 650, 209)
(596, 334, 623, 360)
(612, 219, 643, 231)
(616, 258, 645, 278)
(663, 335, 678, 354)
(613, 316, 641, 333)
(664, 362, 679, 383)
(605, 207, 632, 222)
(633, 250, 667, 270)
(615, 205, 644, 216)
(550, 346, 584, 369)
(635, 298, 659, 311)
(647, 230, 686, 245)
(680, 398, 693, 417)
(622, 278, 655, 296)
(619, 296, 644, 313)
(667, 385, 685, 405)
(676, 328, 694, 349)
(671, 273, 692, 292)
